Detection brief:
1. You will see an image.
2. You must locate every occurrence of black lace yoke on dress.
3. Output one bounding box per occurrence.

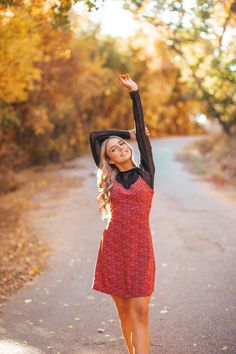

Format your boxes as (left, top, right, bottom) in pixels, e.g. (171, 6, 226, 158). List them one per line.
(89, 89, 155, 190)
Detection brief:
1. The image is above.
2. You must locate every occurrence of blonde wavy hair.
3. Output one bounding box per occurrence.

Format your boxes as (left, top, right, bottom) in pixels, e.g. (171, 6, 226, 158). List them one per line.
(96, 136, 137, 220)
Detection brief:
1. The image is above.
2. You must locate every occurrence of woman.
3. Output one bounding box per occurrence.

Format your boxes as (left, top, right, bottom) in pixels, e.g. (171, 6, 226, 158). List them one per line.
(89, 73, 156, 354)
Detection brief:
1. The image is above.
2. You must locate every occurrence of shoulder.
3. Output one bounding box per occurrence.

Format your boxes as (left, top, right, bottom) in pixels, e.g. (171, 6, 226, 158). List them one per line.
(136, 166, 151, 176)
(136, 166, 154, 190)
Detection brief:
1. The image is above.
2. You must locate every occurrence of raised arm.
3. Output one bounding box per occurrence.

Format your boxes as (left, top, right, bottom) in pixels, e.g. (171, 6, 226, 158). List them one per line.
(89, 129, 131, 167)
(129, 89, 155, 181)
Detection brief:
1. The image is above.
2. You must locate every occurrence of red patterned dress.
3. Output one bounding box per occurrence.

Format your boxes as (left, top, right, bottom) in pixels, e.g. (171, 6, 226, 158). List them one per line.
(89, 89, 156, 297)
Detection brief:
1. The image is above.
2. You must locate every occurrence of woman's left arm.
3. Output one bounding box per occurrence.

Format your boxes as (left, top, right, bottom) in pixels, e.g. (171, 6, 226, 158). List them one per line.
(118, 74, 155, 184)
(129, 89, 155, 181)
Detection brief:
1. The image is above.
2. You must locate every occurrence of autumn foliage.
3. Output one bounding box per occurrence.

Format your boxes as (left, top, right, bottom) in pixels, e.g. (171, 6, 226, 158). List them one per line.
(0, 0, 204, 192)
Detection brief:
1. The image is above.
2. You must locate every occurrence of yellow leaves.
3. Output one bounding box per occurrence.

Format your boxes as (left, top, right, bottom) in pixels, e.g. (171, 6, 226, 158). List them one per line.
(25, 106, 54, 135)
(30, 4, 46, 17)
(0, 2, 72, 104)
(60, 49, 71, 60)
(69, 137, 77, 146)
(61, 0, 72, 7)
(29, 266, 41, 275)
(0, 8, 43, 103)
(43, 54, 51, 62)
(104, 88, 111, 96)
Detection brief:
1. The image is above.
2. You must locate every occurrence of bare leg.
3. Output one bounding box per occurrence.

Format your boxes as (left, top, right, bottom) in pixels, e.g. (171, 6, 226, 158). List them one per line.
(129, 295, 151, 354)
(111, 295, 134, 354)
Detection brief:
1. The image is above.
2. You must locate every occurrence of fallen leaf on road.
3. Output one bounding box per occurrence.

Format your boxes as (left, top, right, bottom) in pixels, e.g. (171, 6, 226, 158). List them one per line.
(160, 309, 168, 314)
(160, 306, 170, 314)
(24, 299, 32, 303)
(97, 328, 105, 333)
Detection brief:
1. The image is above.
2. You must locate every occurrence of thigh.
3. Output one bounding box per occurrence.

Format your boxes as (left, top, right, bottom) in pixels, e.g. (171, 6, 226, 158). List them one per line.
(111, 295, 131, 313)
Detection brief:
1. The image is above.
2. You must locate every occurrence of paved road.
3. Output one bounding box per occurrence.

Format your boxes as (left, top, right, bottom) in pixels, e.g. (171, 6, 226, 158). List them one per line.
(0, 136, 236, 354)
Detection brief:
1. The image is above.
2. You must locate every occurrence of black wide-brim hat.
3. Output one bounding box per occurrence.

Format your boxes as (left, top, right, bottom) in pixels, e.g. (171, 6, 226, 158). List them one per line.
(89, 130, 131, 168)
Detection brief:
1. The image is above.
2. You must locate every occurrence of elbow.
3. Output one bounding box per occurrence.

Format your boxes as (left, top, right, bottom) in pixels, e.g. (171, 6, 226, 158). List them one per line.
(89, 131, 97, 145)
(89, 131, 95, 139)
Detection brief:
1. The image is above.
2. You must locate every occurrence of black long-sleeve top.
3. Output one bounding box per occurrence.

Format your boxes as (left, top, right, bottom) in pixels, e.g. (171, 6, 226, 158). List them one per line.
(89, 89, 155, 190)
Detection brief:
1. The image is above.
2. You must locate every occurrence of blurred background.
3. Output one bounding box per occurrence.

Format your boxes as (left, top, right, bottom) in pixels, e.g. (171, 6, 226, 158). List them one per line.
(1, 2, 236, 353)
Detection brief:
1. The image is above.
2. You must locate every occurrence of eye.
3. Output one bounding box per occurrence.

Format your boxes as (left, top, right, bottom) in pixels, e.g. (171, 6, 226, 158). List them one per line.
(111, 141, 125, 153)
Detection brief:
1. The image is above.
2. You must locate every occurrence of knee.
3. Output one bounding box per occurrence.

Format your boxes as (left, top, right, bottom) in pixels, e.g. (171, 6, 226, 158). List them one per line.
(131, 306, 149, 324)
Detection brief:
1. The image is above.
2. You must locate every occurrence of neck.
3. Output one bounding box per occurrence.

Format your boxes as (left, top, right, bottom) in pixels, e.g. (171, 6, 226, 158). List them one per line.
(117, 163, 136, 172)
(119, 167, 136, 172)
(114, 158, 136, 172)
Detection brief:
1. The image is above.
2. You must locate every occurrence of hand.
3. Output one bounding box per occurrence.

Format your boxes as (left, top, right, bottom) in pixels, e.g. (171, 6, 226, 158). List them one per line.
(118, 73, 138, 92)
(145, 125, 150, 137)
(129, 126, 150, 141)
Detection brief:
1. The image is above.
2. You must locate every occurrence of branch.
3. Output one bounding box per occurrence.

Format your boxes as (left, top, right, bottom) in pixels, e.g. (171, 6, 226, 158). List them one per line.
(218, 10, 231, 50)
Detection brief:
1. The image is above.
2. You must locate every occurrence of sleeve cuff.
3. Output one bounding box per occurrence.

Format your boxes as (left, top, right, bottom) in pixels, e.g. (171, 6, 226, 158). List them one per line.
(129, 88, 139, 97)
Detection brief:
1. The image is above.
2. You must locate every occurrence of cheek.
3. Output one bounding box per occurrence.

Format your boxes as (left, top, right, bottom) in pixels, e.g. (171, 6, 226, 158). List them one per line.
(109, 151, 119, 160)
(114, 151, 122, 158)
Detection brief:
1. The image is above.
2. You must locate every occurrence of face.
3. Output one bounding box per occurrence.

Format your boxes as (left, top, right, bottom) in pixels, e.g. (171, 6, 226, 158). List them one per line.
(105, 138, 132, 165)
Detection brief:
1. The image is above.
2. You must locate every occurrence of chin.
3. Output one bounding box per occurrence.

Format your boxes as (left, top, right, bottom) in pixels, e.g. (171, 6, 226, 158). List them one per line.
(117, 150, 132, 163)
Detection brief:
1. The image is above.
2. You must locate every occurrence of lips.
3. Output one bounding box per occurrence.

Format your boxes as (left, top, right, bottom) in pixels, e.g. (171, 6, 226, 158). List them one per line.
(120, 150, 128, 157)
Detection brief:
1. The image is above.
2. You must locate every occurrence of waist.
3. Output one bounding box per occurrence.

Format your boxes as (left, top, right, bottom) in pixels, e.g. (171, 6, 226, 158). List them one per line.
(106, 217, 151, 230)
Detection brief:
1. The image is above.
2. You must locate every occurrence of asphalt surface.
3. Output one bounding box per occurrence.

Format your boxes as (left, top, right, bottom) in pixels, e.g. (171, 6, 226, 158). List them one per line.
(0, 135, 236, 354)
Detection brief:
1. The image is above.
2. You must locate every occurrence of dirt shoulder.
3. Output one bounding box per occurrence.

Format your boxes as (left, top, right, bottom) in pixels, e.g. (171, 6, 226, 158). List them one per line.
(0, 161, 84, 303)
(175, 132, 236, 194)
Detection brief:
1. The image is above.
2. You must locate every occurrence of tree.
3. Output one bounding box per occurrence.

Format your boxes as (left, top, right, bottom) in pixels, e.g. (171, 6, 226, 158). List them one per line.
(125, 0, 236, 135)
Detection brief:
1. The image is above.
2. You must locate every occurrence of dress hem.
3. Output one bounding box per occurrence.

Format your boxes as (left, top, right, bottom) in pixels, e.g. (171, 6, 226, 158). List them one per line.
(91, 285, 155, 298)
